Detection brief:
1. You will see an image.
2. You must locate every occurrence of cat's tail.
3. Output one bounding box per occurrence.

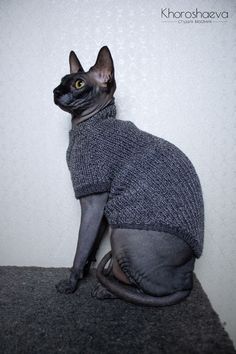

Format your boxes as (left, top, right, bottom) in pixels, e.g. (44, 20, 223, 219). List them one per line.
(96, 251, 190, 307)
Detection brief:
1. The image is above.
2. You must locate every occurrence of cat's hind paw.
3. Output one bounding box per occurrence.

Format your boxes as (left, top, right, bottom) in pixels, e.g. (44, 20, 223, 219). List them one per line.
(91, 282, 118, 300)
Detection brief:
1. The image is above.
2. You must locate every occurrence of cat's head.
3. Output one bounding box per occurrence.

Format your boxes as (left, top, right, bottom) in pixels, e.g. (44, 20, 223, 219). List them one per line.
(53, 46, 116, 121)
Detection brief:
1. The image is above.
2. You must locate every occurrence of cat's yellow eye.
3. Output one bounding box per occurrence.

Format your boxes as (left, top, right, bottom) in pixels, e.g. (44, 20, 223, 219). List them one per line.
(74, 79, 85, 89)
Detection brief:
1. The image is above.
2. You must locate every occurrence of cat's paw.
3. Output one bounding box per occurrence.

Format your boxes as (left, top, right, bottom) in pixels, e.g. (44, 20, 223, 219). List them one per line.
(91, 282, 118, 300)
(55, 279, 78, 294)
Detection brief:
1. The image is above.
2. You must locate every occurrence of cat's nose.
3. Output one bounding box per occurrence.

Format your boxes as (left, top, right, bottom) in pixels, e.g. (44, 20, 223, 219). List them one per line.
(53, 87, 61, 96)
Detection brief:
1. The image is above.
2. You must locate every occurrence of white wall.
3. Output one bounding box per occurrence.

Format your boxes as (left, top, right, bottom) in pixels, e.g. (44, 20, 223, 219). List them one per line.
(0, 0, 235, 346)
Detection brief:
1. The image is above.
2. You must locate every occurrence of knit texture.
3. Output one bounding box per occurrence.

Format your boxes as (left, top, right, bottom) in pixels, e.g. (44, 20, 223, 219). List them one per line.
(66, 101, 204, 258)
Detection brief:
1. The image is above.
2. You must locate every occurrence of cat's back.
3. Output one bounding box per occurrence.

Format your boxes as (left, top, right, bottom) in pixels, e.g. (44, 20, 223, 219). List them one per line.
(97, 116, 195, 168)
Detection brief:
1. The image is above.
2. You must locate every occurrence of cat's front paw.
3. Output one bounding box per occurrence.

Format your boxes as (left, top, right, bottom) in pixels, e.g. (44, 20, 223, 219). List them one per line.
(55, 278, 78, 294)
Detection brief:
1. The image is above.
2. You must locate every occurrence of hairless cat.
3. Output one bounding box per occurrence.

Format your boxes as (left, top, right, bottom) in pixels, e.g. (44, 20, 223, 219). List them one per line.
(53, 46, 204, 306)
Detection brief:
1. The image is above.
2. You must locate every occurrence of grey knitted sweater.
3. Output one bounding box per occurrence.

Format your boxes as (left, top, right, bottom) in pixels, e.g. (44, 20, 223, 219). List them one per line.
(66, 102, 204, 258)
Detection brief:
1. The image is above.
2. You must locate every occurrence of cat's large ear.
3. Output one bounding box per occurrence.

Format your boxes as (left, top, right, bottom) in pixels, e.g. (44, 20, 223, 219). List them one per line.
(89, 46, 114, 84)
(69, 51, 84, 74)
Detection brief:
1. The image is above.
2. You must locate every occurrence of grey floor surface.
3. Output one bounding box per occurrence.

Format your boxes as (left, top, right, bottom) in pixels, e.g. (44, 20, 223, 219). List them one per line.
(0, 266, 235, 354)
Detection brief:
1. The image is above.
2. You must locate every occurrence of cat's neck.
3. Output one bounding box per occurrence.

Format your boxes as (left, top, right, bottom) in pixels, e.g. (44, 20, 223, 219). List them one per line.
(71, 98, 115, 126)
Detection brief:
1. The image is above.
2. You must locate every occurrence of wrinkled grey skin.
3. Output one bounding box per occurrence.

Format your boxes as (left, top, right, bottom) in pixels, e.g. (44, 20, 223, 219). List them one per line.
(53, 46, 195, 306)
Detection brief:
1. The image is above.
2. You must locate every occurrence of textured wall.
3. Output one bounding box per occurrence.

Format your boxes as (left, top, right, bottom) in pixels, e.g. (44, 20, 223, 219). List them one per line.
(0, 0, 235, 345)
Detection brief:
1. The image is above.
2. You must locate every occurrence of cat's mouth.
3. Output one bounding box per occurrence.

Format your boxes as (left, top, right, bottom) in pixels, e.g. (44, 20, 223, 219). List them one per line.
(54, 93, 73, 108)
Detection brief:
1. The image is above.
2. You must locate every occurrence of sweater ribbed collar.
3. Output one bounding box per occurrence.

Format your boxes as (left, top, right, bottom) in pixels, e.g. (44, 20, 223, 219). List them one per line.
(71, 99, 116, 133)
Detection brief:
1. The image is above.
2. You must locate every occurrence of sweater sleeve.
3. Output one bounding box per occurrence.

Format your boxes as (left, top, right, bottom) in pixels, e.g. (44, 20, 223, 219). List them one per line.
(66, 132, 112, 199)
